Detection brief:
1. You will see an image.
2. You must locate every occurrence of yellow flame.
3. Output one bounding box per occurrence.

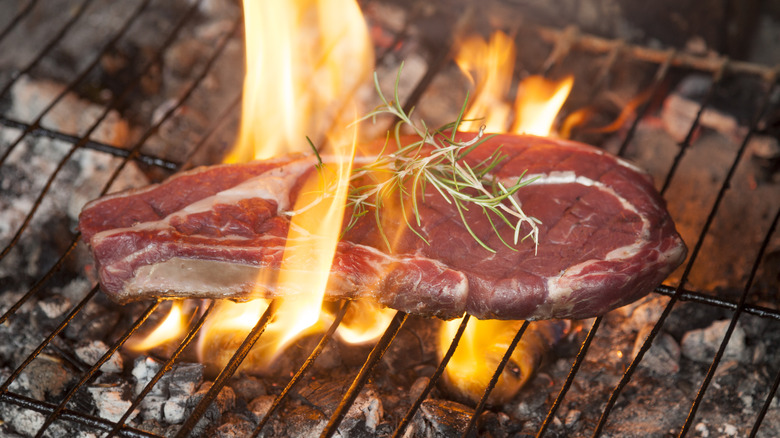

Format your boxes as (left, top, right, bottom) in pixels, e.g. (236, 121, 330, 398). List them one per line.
(440, 318, 559, 404)
(455, 31, 516, 133)
(195, 0, 394, 371)
(325, 300, 397, 344)
(455, 31, 573, 137)
(130, 301, 186, 351)
(225, 0, 373, 162)
(511, 75, 574, 136)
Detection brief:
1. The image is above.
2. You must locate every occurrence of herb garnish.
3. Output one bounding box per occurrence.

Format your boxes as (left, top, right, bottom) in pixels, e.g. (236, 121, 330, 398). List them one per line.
(343, 65, 541, 254)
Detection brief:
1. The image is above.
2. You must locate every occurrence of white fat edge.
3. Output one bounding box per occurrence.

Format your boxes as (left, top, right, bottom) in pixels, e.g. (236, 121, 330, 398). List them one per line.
(517, 171, 652, 303)
(109, 236, 289, 276)
(91, 157, 316, 243)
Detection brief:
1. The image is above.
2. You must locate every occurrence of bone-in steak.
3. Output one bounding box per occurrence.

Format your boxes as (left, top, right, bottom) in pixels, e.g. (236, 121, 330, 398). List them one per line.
(79, 134, 687, 320)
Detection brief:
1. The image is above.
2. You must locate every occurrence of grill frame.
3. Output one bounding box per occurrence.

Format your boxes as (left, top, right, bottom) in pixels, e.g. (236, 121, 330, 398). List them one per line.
(0, 1, 779, 437)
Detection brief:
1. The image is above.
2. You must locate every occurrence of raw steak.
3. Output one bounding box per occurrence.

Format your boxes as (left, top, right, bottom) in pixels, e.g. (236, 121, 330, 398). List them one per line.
(79, 134, 687, 320)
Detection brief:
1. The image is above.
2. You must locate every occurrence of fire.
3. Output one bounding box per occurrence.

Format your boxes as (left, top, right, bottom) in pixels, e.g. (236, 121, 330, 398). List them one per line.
(439, 30, 575, 401)
(195, 0, 390, 371)
(129, 301, 186, 351)
(455, 30, 573, 136)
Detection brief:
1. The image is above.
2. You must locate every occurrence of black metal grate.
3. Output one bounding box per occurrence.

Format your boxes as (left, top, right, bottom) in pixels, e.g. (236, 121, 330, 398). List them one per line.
(0, 1, 779, 437)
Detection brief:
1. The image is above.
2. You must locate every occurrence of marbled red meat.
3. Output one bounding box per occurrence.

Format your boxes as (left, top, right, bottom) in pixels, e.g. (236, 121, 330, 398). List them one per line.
(79, 134, 687, 320)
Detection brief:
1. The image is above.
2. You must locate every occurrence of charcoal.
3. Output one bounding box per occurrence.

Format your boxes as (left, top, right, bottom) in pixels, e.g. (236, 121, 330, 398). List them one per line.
(74, 340, 124, 374)
(36, 295, 71, 320)
(184, 382, 236, 435)
(6, 356, 71, 400)
(681, 320, 749, 364)
(88, 382, 135, 422)
(248, 395, 275, 421)
(214, 413, 255, 438)
(409, 377, 431, 402)
(131, 357, 204, 424)
(295, 375, 384, 435)
(632, 325, 681, 375)
(405, 399, 474, 438)
(230, 374, 267, 402)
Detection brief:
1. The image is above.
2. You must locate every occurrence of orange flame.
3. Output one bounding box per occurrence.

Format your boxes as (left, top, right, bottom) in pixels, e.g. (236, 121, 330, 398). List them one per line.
(455, 31, 573, 137)
(129, 301, 186, 351)
(192, 0, 396, 371)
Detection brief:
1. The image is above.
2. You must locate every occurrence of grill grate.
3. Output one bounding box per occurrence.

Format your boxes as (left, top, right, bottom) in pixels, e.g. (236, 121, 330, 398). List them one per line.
(1, 1, 779, 437)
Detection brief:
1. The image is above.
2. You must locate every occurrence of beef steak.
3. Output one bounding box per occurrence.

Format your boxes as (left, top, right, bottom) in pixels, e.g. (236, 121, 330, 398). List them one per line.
(79, 134, 687, 320)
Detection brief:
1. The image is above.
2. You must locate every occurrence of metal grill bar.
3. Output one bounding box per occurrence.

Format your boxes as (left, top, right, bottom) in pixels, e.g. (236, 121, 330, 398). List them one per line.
(659, 62, 727, 195)
(654, 285, 780, 321)
(615, 49, 675, 157)
(591, 70, 778, 438)
(252, 301, 351, 437)
(391, 314, 472, 438)
(33, 301, 161, 437)
(0, 115, 180, 169)
(536, 317, 602, 437)
(174, 300, 278, 438)
(106, 301, 217, 438)
(462, 321, 531, 437)
(752, 347, 780, 437)
(0, 0, 39, 43)
(0, 0, 95, 99)
(681, 205, 780, 435)
(321, 310, 408, 438)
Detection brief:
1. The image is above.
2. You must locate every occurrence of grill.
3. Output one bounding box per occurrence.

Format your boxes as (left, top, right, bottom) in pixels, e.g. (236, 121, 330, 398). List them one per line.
(1, 1, 779, 437)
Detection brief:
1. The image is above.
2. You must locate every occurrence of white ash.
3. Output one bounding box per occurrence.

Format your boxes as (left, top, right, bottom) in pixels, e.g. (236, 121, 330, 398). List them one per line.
(9, 75, 129, 146)
(632, 324, 681, 375)
(131, 357, 204, 424)
(36, 295, 72, 320)
(74, 340, 124, 374)
(681, 319, 749, 364)
(88, 382, 136, 423)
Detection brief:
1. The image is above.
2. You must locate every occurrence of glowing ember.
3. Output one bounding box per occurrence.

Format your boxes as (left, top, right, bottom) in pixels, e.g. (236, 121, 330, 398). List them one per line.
(129, 301, 186, 351)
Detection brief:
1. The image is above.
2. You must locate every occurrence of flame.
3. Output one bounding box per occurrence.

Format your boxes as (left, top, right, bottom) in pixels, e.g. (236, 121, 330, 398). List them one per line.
(512, 75, 574, 136)
(325, 300, 397, 344)
(439, 318, 566, 404)
(455, 32, 516, 132)
(455, 31, 573, 137)
(193, 0, 395, 371)
(129, 301, 187, 351)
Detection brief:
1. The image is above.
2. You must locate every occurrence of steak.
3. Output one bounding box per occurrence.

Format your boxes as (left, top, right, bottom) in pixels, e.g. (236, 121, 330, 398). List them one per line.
(79, 134, 687, 320)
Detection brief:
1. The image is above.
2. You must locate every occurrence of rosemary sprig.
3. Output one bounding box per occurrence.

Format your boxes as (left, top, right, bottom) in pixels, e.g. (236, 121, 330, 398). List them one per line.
(344, 65, 541, 254)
